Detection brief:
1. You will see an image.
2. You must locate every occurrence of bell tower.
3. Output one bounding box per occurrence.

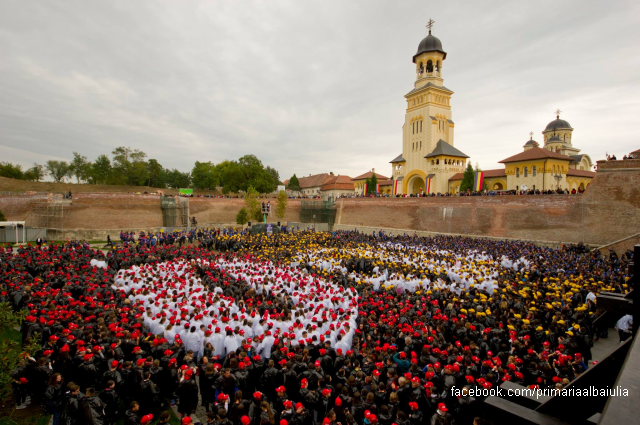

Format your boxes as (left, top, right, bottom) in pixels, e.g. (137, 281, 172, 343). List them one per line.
(400, 21, 457, 195)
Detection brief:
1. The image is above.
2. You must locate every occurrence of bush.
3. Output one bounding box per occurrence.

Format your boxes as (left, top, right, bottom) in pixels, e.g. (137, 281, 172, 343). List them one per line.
(0, 302, 41, 401)
(236, 208, 249, 225)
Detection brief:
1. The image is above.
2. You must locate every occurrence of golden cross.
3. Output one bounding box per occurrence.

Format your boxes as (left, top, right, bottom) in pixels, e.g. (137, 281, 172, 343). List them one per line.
(427, 19, 435, 34)
(555, 108, 562, 119)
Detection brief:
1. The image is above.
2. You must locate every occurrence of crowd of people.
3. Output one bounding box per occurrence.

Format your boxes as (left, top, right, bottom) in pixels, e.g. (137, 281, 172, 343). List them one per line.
(1, 230, 634, 425)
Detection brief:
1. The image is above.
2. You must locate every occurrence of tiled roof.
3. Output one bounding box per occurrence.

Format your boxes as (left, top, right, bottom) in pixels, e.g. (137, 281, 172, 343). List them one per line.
(390, 154, 405, 163)
(320, 175, 354, 191)
(567, 169, 596, 178)
(378, 179, 394, 186)
(297, 173, 331, 189)
(499, 147, 574, 163)
(405, 82, 453, 96)
(352, 171, 389, 181)
(425, 139, 469, 159)
(630, 148, 640, 155)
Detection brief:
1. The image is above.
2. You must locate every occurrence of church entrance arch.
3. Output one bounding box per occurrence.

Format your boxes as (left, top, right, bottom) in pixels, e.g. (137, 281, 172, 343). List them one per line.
(409, 175, 424, 195)
(492, 182, 504, 190)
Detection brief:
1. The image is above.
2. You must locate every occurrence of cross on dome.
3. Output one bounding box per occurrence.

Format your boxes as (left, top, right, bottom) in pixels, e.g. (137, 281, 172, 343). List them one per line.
(426, 19, 435, 35)
(529, 131, 534, 140)
(554, 108, 562, 119)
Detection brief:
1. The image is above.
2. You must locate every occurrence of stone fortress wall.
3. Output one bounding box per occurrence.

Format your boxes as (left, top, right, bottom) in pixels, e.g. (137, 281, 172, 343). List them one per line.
(1, 160, 639, 248)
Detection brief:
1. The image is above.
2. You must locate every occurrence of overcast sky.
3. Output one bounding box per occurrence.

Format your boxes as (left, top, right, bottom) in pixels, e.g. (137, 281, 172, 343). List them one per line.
(2, 0, 639, 181)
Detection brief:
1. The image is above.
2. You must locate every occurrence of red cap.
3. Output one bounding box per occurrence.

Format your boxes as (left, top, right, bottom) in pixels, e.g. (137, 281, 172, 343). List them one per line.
(276, 386, 286, 393)
(182, 417, 192, 425)
(111, 360, 119, 368)
(241, 417, 251, 425)
(253, 391, 262, 400)
(438, 403, 448, 412)
(141, 414, 154, 424)
(295, 402, 304, 410)
(334, 397, 342, 406)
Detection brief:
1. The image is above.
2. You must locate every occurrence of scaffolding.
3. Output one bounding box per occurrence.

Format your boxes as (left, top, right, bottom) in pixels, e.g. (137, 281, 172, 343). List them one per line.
(27, 197, 71, 229)
(300, 200, 337, 226)
(161, 196, 189, 228)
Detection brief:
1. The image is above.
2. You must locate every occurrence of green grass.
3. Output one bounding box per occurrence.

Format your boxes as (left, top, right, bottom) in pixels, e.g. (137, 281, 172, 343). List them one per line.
(0, 415, 51, 425)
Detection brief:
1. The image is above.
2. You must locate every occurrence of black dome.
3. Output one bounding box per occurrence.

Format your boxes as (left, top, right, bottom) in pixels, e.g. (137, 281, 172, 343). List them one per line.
(413, 34, 447, 62)
(544, 118, 572, 132)
(524, 139, 539, 146)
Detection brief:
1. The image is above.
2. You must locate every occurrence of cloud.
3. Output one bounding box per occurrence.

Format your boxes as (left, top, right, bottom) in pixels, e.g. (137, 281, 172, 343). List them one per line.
(1, 0, 639, 180)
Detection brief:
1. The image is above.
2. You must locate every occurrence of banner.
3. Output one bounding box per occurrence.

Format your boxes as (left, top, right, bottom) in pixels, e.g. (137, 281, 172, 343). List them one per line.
(362, 183, 368, 196)
(426, 178, 431, 194)
(473, 172, 484, 191)
(376, 184, 380, 194)
(393, 180, 399, 195)
(179, 188, 193, 195)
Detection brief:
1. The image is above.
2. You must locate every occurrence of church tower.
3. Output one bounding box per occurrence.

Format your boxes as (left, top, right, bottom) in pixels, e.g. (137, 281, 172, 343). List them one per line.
(393, 21, 467, 195)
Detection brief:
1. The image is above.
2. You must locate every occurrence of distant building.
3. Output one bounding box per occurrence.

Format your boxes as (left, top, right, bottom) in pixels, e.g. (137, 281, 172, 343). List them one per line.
(284, 173, 354, 200)
(351, 169, 389, 195)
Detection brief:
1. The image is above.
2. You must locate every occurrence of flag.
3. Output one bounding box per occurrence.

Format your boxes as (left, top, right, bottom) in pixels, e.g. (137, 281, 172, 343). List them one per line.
(393, 180, 399, 195)
(426, 177, 431, 194)
(473, 171, 484, 191)
(362, 183, 367, 196)
(376, 184, 380, 194)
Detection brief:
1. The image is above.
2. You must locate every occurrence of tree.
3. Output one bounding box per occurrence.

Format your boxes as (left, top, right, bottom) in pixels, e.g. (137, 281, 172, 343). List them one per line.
(244, 186, 262, 222)
(146, 159, 165, 188)
(24, 163, 45, 182)
(192, 161, 220, 190)
(46, 160, 70, 183)
(275, 190, 288, 219)
(459, 163, 475, 192)
(369, 173, 378, 195)
(266, 166, 281, 185)
(236, 208, 249, 225)
(89, 154, 112, 185)
(0, 209, 6, 221)
(287, 174, 301, 192)
(0, 162, 23, 180)
(365, 177, 371, 195)
(69, 152, 90, 184)
(111, 147, 147, 185)
(165, 169, 191, 189)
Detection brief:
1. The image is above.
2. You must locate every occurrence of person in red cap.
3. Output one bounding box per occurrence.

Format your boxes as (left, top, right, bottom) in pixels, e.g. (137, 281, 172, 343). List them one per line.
(408, 401, 423, 425)
(177, 368, 199, 420)
(431, 402, 453, 425)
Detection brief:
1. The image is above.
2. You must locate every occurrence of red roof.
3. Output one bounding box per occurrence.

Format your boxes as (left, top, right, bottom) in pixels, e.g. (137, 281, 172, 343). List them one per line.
(499, 147, 574, 163)
(352, 171, 389, 181)
(448, 169, 506, 181)
(320, 175, 354, 191)
(378, 179, 394, 186)
(630, 148, 640, 155)
(567, 169, 595, 178)
(297, 173, 331, 189)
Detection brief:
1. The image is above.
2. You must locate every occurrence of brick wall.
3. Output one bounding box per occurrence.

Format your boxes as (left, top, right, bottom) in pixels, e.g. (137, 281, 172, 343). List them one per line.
(1, 162, 639, 245)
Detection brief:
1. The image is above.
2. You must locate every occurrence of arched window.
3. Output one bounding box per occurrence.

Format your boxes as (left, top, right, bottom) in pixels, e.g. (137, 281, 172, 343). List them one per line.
(524, 167, 528, 177)
(532, 166, 537, 176)
(427, 60, 433, 73)
(436, 159, 440, 165)
(515, 168, 520, 178)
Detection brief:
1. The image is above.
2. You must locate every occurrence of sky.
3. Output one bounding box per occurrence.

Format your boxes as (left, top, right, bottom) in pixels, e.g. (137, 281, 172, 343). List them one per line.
(1, 0, 640, 181)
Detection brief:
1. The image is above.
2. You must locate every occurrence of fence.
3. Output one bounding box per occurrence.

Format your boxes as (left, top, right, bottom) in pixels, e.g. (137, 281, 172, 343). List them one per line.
(0, 226, 46, 243)
(299, 200, 337, 226)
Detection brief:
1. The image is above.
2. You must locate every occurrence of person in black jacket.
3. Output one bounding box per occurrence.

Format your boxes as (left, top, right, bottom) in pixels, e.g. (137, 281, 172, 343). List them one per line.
(60, 383, 84, 425)
(44, 373, 64, 425)
(124, 401, 141, 425)
(177, 369, 199, 419)
(98, 380, 120, 425)
(81, 387, 106, 425)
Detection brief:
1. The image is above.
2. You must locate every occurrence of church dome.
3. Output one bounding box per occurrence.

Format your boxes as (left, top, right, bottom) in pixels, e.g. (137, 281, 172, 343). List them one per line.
(413, 34, 447, 62)
(547, 135, 562, 143)
(524, 139, 539, 147)
(544, 118, 572, 132)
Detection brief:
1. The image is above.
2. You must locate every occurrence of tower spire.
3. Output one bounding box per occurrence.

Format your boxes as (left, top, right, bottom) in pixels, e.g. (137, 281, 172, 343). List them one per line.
(426, 19, 435, 35)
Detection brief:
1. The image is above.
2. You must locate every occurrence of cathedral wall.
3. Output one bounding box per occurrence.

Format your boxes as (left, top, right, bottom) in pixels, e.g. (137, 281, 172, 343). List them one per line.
(337, 160, 640, 245)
